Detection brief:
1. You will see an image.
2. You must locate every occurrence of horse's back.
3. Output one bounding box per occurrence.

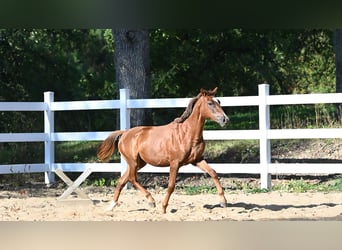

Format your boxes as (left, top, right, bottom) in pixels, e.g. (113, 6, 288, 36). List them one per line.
(118, 123, 178, 166)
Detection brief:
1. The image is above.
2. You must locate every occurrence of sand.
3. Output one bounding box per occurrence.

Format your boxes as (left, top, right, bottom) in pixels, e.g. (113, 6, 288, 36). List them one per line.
(0, 186, 341, 221)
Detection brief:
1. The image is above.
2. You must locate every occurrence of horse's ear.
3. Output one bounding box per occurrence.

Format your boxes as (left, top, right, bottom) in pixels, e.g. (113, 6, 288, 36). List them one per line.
(211, 87, 218, 95)
(206, 87, 218, 96)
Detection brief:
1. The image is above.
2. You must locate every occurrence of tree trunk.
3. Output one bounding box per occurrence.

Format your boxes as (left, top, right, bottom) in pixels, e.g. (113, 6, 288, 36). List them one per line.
(334, 29, 342, 122)
(113, 29, 152, 127)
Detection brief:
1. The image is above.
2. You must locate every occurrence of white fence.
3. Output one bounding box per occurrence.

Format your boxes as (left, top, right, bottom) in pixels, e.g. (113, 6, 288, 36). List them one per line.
(1, 84, 342, 189)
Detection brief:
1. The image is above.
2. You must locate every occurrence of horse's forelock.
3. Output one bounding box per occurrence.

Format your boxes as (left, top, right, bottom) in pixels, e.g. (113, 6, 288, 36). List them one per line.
(200, 87, 217, 96)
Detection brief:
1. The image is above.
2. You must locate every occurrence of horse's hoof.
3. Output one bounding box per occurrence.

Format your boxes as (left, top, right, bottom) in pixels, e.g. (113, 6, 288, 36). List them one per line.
(148, 202, 156, 208)
(220, 202, 227, 208)
(104, 200, 117, 212)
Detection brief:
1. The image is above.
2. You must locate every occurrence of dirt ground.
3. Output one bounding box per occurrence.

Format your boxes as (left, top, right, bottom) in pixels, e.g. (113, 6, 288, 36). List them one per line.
(1, 138, 341, 221)
(0, 184, 341, 221)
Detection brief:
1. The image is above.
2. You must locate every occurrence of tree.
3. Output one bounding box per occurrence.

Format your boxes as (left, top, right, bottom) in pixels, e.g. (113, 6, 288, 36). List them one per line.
(334, 29, 342, 121)
(113, 29, 152, 127)
(0, 29, 116, 132)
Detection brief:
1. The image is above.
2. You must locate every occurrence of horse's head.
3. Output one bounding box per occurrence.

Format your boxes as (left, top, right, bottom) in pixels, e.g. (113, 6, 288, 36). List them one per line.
(199, 87, 229, 127)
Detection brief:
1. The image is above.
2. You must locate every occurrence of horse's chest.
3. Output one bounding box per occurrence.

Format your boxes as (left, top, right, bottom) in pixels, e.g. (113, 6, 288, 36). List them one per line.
(178, 142, 204, 163)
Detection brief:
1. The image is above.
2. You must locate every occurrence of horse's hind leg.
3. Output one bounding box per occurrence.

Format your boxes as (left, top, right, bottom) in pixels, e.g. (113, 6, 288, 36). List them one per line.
(105, 170, 130, 211)
(129, 161, 156, 207)
(130, 178, 156, 208)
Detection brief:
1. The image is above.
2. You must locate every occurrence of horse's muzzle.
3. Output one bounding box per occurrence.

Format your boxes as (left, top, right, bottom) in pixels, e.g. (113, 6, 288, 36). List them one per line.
(217, 114, 229, 127)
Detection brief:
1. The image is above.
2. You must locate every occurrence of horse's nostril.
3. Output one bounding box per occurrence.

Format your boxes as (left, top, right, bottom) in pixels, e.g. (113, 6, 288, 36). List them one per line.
(217, 115, 229, 127)
(222, 115, 229, 124)
(225, 116, 229, 123)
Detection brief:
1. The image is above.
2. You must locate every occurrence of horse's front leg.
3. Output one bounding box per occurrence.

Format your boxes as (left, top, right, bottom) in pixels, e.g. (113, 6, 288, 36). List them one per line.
(162, 164, 179, 214)
(195, 160, 227, 207)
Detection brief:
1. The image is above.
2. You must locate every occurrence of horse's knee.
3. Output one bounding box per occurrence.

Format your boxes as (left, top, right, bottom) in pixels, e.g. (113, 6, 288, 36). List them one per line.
(116, 179, 126, 189)
(208, 169, 218, 179)
(167, 183, 176, 193)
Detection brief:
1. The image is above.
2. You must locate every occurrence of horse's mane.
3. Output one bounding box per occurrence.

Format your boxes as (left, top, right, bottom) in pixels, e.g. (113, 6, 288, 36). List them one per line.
(174, 88, 217, 123)
(174, 94, 201, 123)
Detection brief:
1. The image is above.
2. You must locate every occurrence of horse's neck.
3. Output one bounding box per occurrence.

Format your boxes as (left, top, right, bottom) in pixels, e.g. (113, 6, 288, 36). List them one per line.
(182, 109, 205, 142)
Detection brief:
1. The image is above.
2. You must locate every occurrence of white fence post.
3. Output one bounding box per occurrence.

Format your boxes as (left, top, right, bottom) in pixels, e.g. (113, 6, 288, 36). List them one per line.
(258, 84, 272, 189)
(44, 91, 55, 184)
(119, 89, 130, 177)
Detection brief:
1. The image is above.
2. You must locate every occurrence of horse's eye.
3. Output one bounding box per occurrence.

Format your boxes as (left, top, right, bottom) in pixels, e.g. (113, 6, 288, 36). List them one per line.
(208, 101, 214, 106)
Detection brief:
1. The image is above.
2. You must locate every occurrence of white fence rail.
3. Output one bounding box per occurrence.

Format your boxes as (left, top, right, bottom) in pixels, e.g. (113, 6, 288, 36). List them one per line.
(1, 84, 342, 189)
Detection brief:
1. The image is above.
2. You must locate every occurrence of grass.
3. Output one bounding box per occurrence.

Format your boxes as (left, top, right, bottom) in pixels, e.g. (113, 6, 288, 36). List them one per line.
(55, 141, 104, 163)
(178, 186, 218, 195)
(83, 177, 118, 187)
(204, 140, 259, 163)
(272, 177, 342, 193)
(175, 176, 342, 195)
(205, 104, 340, 130)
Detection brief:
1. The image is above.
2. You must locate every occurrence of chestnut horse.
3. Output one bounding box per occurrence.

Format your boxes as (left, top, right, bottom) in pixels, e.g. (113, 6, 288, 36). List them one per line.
(97, 87, 229, 213)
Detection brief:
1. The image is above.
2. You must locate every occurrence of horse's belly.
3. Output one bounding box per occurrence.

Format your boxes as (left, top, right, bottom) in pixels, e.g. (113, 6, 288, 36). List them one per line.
(140, 153, 170, 167)
(139, 147, 200, 167)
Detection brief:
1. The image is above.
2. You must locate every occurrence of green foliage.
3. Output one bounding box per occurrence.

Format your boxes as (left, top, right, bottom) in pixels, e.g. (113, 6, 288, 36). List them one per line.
(225, 108, 259, 130)
(150, 29, 337, 126)
(150, 29, 335, 97)
(178, 185, 217, 195)
(205, 140, 259, 163)
(1, 29, 340, 167)
(83, 177, 117, 187)
(0, 29, 116, 133)
(0, 142, 43, 164)
(175, 177, 342, 195)
(93, 177, 106, 187)
(272, 177, 342, 192)
(0, 29, 338, 131)
(273, 179, 319, 192)
(326, 177, 342, 191)
(55, 141, 120, 163)
(271, 104, 338, 129)
(176, 176, 342, 195)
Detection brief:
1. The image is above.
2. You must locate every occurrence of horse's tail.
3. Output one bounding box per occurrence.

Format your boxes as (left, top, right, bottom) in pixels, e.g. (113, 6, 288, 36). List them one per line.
(97, 130, 125, 162)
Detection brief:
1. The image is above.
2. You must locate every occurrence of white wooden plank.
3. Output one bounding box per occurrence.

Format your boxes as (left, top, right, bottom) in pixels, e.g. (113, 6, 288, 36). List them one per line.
(53, 163, 122, 172)
(55, 168, 89, 199)
(51, 100, 120, 111)
(267, 93, 342, 105)
(269, 163, 342, 174)
(52, 163, 261, 174)
(0, 133, 46, 142)
(50, 130, 263, 142)
(127, 96, 259, 109)
(268, 128, 342, 139)
(203, 130, 260, 140)
(52, 131, 112, 141)
(0, 164, 48, 174)
(218, 96, 260, 106)
(137, 163, 261, 174)
(0, 102, 46, 111)
(128, 98, 191, 108)
(3, 162, 342, 176)
(57, 168, 92, 200)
